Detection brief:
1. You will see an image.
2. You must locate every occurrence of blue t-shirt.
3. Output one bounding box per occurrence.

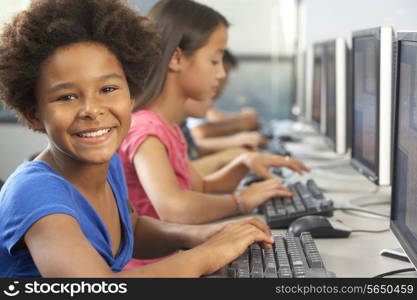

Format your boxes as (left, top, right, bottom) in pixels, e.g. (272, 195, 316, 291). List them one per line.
(0, 154, 133, 277)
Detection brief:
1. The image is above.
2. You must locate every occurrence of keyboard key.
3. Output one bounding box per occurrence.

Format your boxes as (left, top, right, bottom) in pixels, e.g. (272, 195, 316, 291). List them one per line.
(227, 231, 335, 278)
(263, 248, 278, 278)
(306, 179, 325, 199)
(300, 232, 325, 268)
(250, 244, 264, 278)
(294, 182, 311, 199)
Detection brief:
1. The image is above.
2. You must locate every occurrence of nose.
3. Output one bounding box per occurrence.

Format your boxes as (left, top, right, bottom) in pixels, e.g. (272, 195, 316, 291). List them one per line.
(78, 95, 104, 120)
(217, 62, 226, 80)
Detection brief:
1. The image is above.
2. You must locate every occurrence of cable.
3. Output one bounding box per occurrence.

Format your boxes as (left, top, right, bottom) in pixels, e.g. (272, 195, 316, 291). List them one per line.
(306, 154, 351, 168)
(311, 168, 365, 180)
(351, 228, 390, 233)
(372, 267, 416, 278)
(333, 207, 390, 218)
(340, 191, 391, 219)
(345, 188, 389, 205)
(308, 159, 350, 169)
(328, 207, 389, 234)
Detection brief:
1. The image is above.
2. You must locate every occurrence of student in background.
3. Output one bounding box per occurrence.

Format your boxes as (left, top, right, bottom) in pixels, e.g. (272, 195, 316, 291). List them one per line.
(118, 0, 309, 229)
(186, 49, 268, 153)
(0, 0, 274, 278)
(182, 97, 250, 176)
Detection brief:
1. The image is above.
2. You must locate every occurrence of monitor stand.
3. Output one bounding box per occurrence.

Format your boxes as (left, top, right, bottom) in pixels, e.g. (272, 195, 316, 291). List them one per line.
(380, 248, 410, 263)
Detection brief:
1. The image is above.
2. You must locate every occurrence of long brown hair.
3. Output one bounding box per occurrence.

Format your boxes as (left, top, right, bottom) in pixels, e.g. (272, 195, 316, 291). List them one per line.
(133, 0, 229, 111)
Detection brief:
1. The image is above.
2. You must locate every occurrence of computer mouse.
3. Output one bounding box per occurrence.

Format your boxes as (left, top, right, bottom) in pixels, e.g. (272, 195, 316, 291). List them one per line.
(288, 215, 352, 238)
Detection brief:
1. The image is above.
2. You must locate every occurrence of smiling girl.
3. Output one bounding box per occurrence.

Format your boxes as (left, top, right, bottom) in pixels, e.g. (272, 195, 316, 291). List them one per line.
(0, 0, 274, 278)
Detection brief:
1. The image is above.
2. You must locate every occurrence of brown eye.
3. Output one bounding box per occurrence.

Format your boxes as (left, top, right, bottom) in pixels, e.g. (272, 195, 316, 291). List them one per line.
(101, 86, 117, 93)
(57, 94, 76, 102)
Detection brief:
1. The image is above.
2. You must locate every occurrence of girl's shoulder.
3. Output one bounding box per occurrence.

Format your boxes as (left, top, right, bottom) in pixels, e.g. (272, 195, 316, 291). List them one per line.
(130, 109, 170, 135)
(4, 161, 68, 190)
(0, 161, 73, 206)
(131, 108, 166, 123)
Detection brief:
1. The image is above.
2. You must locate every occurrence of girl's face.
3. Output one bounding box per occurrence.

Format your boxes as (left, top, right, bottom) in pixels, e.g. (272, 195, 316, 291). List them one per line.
(179, 24, 228, 101)
(33, 42, 133, 165)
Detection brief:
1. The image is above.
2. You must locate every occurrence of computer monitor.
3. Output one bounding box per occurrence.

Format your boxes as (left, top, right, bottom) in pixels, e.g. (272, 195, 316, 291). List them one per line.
(295, 49, 307, 121)
(304, 47, 314, 123)
(390, 32, 417, 269)
(350, 26, 395, 186)
(312, 43, 325, 133)
(346, 46, 353, 154)
(323, 38, 348, 155)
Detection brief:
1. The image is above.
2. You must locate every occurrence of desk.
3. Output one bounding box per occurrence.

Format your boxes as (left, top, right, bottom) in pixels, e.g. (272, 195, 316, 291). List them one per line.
(265, 132, 415, 277)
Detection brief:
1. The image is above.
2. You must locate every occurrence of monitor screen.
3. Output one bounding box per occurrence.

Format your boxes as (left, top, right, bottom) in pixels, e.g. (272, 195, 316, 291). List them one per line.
(325, 42, 336, 148)
(352, 36, 379, 175)
(312, 45, 323, 126)
(391, 39, 417, 268)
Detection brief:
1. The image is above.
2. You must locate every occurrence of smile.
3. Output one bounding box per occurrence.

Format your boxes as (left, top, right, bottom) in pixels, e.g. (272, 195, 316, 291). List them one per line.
(75, 128, 112, 138)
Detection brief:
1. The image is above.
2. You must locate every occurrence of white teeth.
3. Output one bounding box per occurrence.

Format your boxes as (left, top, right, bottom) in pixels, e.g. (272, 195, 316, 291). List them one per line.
(77, 128, 111, 138)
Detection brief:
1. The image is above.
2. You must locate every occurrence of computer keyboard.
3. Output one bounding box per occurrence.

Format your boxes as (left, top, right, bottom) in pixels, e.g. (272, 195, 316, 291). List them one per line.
(227, 232, 336, 278)
(268, 138, 291, 156)
(260, 122, 274, 139)
(241, 168, 283, 187)
(261, 179, 334, 228)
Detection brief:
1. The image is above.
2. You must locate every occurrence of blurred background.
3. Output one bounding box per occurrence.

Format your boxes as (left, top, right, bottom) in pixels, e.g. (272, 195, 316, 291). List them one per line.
(1, 0, 417, 181)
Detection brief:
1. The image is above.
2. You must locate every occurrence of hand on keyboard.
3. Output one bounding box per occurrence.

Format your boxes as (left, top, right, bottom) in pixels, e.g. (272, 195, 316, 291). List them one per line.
(261, 179, 334, 228)
(195, 217, 274, 276)
(238, 178, 293, 213)
(242, 152, 310, 179)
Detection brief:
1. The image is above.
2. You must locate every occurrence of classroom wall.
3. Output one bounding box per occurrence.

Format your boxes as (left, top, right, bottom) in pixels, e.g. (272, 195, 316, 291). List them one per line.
(296, 0, 417, 118)
(302, 0, 417, 47)
(0, 0, 47, 182)
(0, 125, 48, 181)
(128, 0, 297, 121)
(129, 0, 297, 56)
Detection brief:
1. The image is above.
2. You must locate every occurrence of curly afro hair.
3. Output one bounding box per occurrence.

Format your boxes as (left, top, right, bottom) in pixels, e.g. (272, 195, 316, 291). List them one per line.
(0, 0, 160, 129)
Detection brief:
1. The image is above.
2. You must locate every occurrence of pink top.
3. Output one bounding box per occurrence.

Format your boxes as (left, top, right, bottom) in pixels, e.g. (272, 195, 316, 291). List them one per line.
(118, 109, 191, 219)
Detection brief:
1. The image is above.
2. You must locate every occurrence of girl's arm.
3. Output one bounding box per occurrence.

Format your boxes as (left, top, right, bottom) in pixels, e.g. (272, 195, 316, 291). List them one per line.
(194, 108, 259, 138)
(134, 136, 237, 224)
(202, 152, 311, 194)
(190, 131, 267, 152)
(134, 137, 298, 224)
(25, 213, 273, 277)
(195, 154, 250, 194)
(191, 147, 249, 177)
(130, 213, 225, 259)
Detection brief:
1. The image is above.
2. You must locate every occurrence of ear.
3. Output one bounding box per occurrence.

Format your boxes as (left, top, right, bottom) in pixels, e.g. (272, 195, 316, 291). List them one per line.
(168, 47, 184, 72)
(23, 107, 45, 132)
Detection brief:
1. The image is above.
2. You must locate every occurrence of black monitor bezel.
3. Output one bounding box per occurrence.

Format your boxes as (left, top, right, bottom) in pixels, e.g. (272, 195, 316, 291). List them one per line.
(350, 27, 381, 184)
(390, 31, 417, 270)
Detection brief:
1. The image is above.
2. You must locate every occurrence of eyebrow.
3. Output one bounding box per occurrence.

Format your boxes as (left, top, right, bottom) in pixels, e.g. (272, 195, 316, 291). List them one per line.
(46, 73, 124, 95)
